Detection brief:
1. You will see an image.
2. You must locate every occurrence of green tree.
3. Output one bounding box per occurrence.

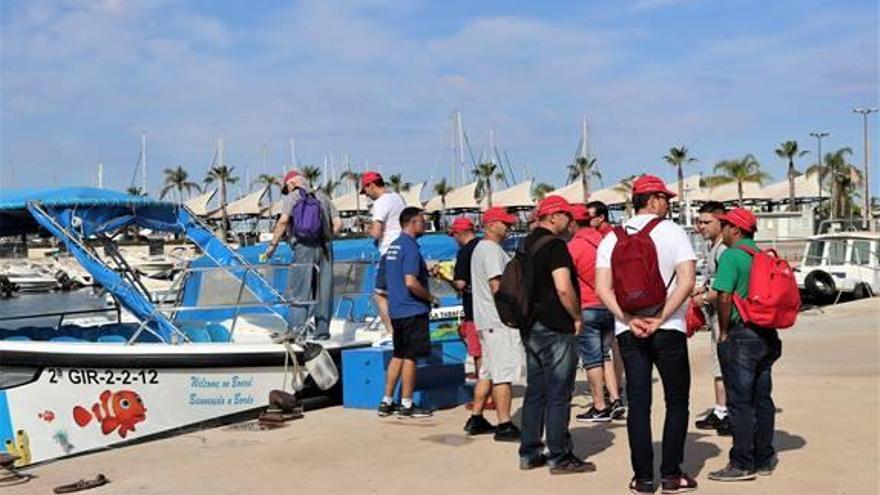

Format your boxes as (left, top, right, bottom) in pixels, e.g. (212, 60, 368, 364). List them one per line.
(806, 147, 862, 219)
(320, 179, 340, 197)
(126, 186, 146, 197)
(704, 154, 770, 207)
(159, 166, 201, 204)
(663, 146, 698, 223)
(204, 165, 239, 241)
(613, 175, 638, 217)
(473, 163, 504, 208)
(566, 156, 601, 204)
(532, 182, 555, 201)
(774, 140, 809, 211)
(433, 178, 455, 226)
(252, 174, 281, 206)
(340, 169, 363, 232)
(301, 165, 322, 189)
(388, 174, 412, 193)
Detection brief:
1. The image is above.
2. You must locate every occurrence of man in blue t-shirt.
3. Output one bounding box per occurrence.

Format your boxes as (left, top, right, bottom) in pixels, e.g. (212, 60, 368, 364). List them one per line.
(377, 207, 439, 419)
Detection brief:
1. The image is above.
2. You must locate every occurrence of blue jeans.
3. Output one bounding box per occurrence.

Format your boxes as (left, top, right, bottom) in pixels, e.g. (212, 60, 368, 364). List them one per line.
(519, 322, 578, 465)
(617, 330, 691, 480)
(577, 307, 615, 369)
(718, 324, 782, 471)
(285, 242, 333, 338)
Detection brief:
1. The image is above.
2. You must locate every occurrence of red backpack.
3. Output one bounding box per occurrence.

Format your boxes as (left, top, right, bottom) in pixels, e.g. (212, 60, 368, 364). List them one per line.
(732, 245, 800, 329)
(611, 217, 668, 313)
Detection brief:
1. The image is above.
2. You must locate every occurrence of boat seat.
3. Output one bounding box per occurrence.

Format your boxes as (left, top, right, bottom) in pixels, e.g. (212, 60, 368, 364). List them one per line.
(206, 323, 230, 343)
(97, 335, 128, 344)
(50, 336, 84, 343)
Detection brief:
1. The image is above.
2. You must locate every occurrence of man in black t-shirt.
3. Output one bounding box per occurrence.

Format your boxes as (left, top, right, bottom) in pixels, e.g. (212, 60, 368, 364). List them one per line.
(518, 195, 595, 475)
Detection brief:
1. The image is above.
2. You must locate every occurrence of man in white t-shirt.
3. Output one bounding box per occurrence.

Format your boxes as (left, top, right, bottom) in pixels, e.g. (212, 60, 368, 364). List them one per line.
(595, 174, 697, 494)
(469, 207, 525, 443)
(362, 171, 406, 333)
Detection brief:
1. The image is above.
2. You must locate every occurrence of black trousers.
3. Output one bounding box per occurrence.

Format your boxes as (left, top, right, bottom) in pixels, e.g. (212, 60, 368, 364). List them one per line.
(617, 330, 691, 481)
(718, 324, 781, 471)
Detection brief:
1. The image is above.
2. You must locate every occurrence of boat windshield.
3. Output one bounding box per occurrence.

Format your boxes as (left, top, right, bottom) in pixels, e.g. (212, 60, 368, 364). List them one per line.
(827, 240, 847, 266)
(804, 240, 825, 266)
(850, 240, 873, 266)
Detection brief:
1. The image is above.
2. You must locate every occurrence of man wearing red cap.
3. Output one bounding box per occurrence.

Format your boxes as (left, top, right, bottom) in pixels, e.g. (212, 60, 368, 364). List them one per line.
(361, 171, 406, 334)
(595, 174, 697, 493)
(264, 170, 341, 340)
(708, 208, 782, 482)
(518, 195, 595, 474)
(469, 207, 525, 442)
(567, 201, 625, 423)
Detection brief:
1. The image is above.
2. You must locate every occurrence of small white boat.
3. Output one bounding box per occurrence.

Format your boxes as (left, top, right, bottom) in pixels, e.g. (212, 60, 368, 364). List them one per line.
(0, 263, 59, 292)
(794, 230, 879, 303)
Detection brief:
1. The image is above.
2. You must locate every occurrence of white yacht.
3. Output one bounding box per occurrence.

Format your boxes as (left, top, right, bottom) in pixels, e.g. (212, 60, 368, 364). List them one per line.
(794, 231, 879, 303)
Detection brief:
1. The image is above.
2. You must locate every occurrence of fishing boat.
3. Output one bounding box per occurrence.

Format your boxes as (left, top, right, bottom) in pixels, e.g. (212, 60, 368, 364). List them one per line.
(794, 230, 879, 304)
(0, 188, 464, 466)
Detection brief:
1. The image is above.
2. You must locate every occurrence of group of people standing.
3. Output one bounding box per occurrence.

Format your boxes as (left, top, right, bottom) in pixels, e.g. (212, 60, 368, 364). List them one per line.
(265, 169, 785, 494)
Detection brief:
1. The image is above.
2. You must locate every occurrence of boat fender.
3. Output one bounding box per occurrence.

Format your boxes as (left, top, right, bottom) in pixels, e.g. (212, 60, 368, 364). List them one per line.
(302, 343, 339, 391)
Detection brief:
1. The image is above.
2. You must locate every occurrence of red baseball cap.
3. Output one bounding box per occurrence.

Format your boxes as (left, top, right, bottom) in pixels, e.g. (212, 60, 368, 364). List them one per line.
(448, 217, 475, 235)
(536, 195, 573, 217)
(281, 170, 302, 193)
(360, 171, 383, 192)
(570, 203, 590, 222)
(633, 174, 677, 197)
(482, 207, 517, 226)
(718, 207, 757, 233)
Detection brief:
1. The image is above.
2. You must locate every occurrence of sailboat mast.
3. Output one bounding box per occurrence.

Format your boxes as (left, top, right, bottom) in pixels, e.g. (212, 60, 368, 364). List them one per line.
(97, 162, 104, 188)
(141, 132, 147, 195)
(457, 111, 465, 186)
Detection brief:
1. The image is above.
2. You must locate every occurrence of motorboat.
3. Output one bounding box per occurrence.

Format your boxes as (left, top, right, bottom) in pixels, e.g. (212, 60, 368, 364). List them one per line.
(0, 188, 465, 466)
(0, 262, 59, 292)
(794, 230, 879, 304)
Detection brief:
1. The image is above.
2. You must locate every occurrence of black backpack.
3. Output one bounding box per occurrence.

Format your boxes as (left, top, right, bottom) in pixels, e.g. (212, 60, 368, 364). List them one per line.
(494, 235, 557, 330)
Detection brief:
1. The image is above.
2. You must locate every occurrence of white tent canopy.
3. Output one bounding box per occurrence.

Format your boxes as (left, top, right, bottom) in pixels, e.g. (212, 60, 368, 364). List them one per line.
(400, 182, 425, 208)
(424, 181, 480, 213)
(552, 181, 588, 204)
(479, 180, 534, 210)
(552, 180, 626, 206)
(333, 190, 370, 214)
(760, 174, 827, 202)
(692, 180, 770, 203)
(183, 189, 217, 217)
(209, 188, 268, 218)
(589, 186, 628, 206)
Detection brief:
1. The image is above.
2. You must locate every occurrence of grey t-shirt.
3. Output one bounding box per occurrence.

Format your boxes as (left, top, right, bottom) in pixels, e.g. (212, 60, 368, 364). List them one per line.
(704, 238, 727, 288)
(281, 187, 339, 247)
(470, 239, 516, 331)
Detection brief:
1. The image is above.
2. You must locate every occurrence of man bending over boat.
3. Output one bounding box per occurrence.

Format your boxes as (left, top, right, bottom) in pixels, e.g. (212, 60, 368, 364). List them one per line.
(377, 207, 437, 418)
(264, 170, 341, 340)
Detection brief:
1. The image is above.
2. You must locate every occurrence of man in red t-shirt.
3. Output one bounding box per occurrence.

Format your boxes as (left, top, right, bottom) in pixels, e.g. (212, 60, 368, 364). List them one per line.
(567, 202, 625, 422)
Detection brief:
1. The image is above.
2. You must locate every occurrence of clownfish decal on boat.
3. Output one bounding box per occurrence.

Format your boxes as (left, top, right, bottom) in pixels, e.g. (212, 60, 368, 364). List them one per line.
(72, 390, 147, 438)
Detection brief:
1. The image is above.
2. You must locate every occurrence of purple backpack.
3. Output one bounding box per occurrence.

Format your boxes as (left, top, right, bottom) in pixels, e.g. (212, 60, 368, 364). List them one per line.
(290, 189, 325, 243)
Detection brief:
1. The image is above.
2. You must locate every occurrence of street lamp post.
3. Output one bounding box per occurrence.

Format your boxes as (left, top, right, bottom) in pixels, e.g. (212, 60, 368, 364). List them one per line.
(853, 108, 878, 231)
(809, 131, 830, 217)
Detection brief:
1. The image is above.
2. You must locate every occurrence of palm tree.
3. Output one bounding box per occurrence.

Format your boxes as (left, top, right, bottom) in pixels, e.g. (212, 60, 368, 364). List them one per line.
(532, 182, 555, 201)
(340, 169, 363, 232)
(567, 156, 601, 203)
(388, 174, 412, 193)
(319, 179, 340, 197)
(126, 186, 146, 197)
(252, 174, 281, 206)
(806, 147, 861, 219)
(204, 165, 239, 241)
(473, 163, 504, 208)
(774, 140, 809, 211)
(663, 146, 698, 223)
(704, 154, 770, 207)
(433, 178, 455, 227)
(613, 175, 638, 217)
(159, 166, 201, 204)
(301, 166, 321, 189)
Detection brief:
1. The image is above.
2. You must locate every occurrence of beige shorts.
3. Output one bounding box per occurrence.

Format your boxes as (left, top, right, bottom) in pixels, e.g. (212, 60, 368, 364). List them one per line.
(477, 327, 526, 385)
(707, 312, 722, 379)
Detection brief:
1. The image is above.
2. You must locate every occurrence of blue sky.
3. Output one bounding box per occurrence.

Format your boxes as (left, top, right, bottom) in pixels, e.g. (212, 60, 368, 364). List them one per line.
(1, 0, 878, 198)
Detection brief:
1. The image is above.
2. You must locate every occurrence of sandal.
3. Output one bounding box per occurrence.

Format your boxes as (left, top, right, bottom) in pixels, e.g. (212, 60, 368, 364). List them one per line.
(53, 474, 109, 494)
(630, 478, 656, 494)
(661, 473, 698, 493)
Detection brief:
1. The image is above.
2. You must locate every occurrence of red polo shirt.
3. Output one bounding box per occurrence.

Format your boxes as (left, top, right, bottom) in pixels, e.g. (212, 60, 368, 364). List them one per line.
(567, 226, 610, 309)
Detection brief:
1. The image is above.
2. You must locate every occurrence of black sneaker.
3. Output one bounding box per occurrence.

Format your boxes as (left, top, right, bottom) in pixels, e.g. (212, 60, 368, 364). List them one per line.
(576, 406, 612, 423)
(398, 405, 433, 418)
(548, 454, 596, 474)
(661, 473, 698, 493)
(708, 464, 756, 482)
(716, 415, 732, 436)
(463, 415, 496, 435)
(756, 457, 778, 476)
(694, 410, 723, 430)
(629, 478, 655, 494)
(493, 422, 521, 442)
(519, 455, 547, 470)
(377, 402, 399, 417)
(610, 399, 627, 419)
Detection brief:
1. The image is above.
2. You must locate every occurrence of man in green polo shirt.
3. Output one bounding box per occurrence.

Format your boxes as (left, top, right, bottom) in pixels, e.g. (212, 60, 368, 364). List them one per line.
(708, 208, 782, 483)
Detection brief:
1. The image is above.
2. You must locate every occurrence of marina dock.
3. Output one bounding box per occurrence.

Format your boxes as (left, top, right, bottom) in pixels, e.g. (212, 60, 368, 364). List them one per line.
(17, 298, 879, 495)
